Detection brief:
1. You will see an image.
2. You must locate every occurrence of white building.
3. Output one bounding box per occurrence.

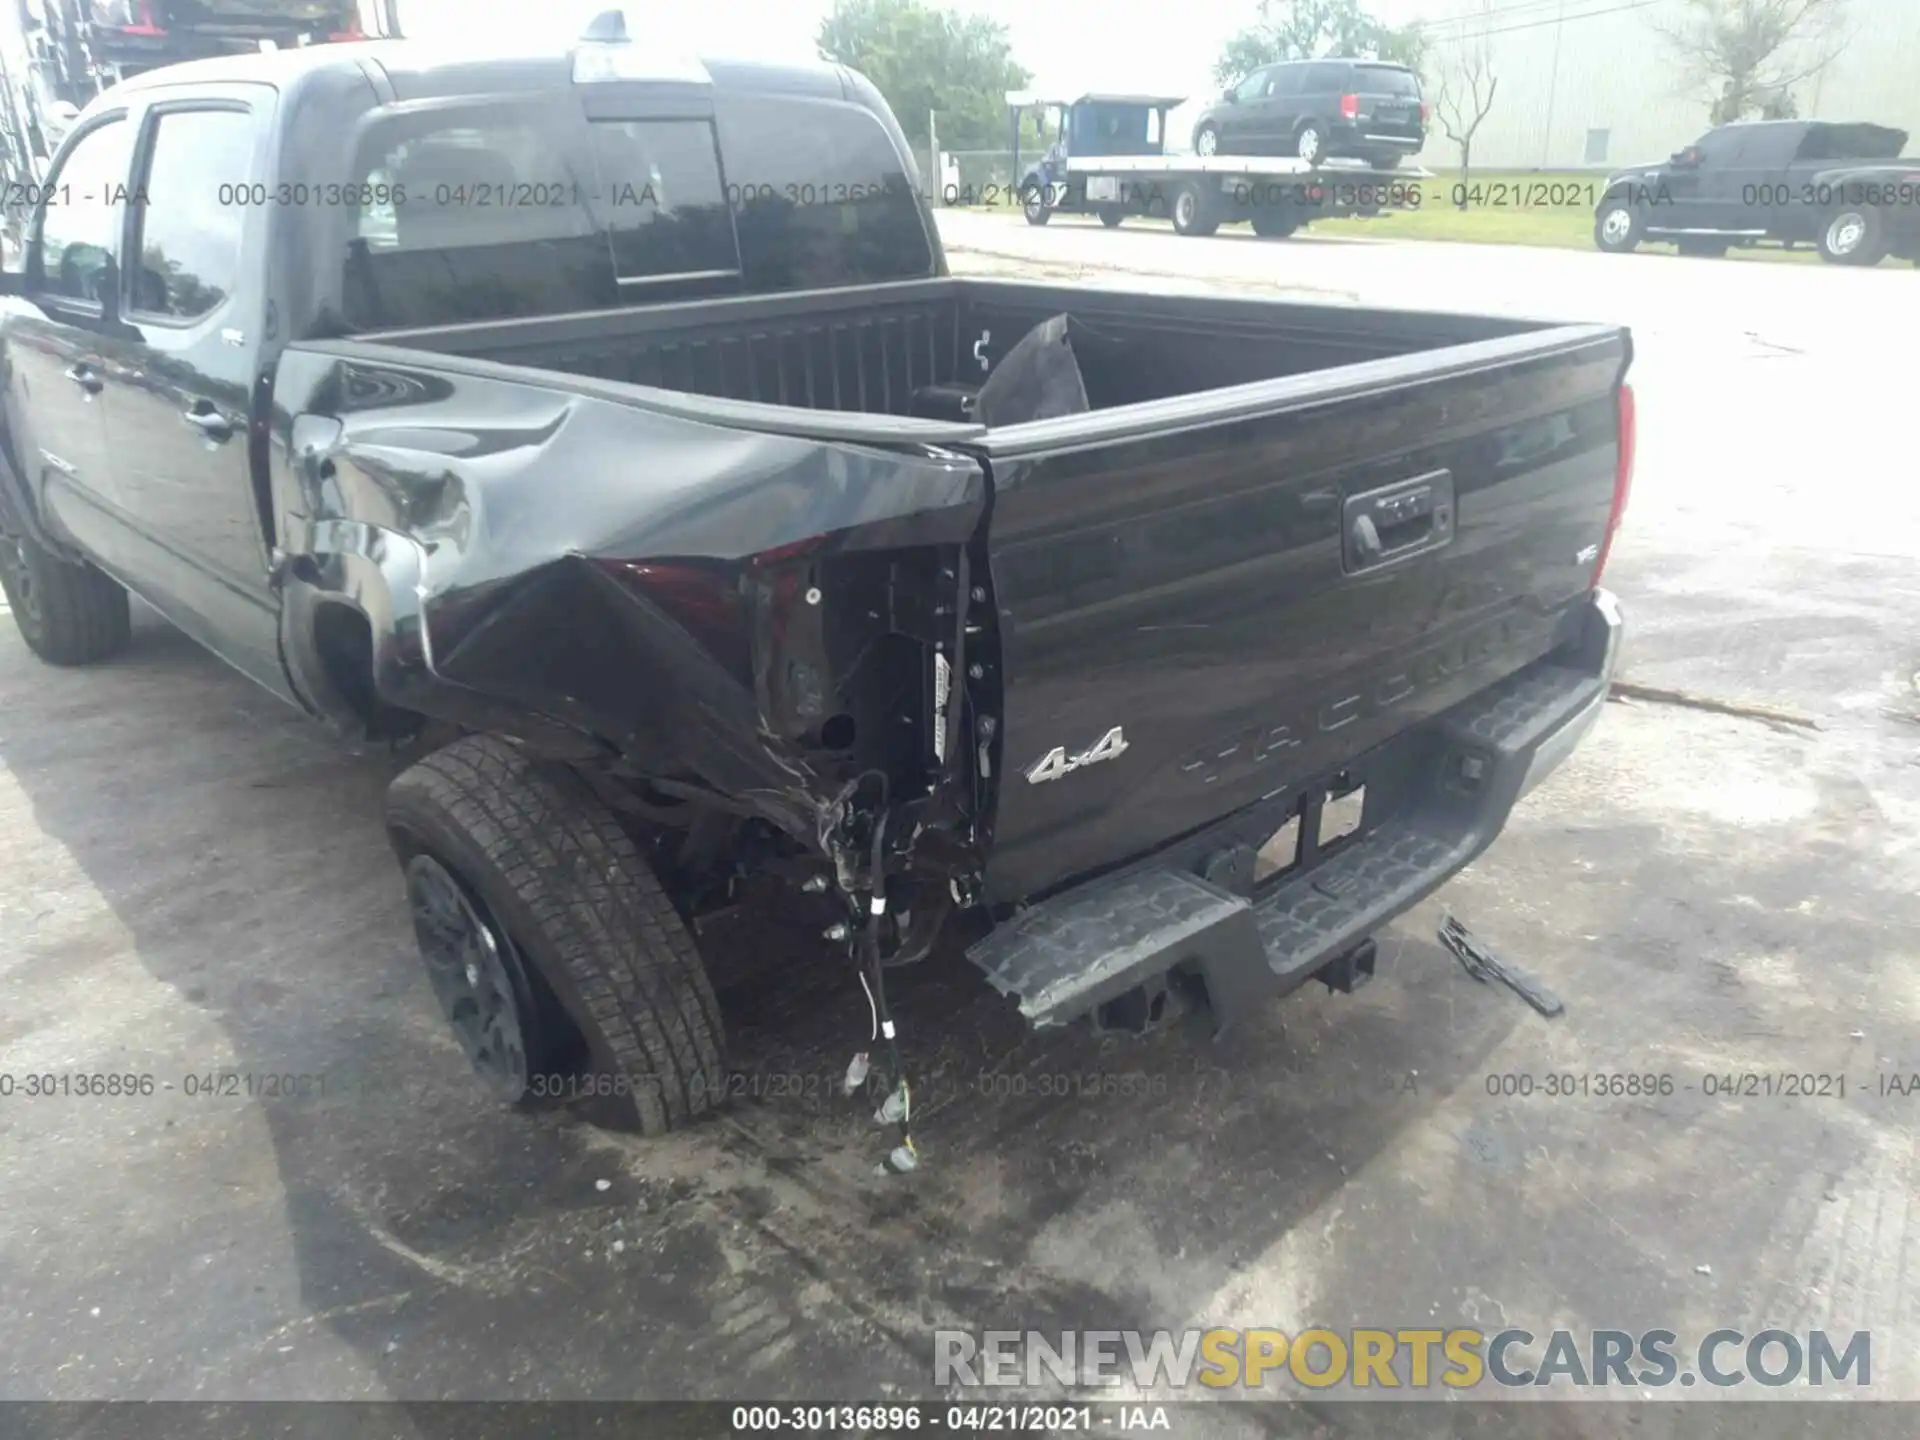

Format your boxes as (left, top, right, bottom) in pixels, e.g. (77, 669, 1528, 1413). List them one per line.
(1387, 0, 1920, 170)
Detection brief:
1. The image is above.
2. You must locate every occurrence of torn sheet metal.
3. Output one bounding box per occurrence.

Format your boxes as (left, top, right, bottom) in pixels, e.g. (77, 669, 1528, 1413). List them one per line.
(271, 345, 988, 851)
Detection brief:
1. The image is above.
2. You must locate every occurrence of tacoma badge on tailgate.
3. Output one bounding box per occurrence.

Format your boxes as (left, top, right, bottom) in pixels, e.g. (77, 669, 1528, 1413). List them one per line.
(1026, 727, 1129, 785)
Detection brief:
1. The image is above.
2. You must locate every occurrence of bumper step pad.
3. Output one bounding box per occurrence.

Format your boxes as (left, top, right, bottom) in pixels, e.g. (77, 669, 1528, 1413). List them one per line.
(967, 655, 1609, 1030)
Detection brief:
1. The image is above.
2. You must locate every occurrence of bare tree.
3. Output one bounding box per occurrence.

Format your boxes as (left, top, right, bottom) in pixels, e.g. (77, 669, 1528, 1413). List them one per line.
(1432, 0, 1499, 202)
(1657, 0, 1847, 125)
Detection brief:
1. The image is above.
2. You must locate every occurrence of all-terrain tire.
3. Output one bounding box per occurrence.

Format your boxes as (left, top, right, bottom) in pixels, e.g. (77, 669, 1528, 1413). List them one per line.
(386, 734, 727, 1135)
(0, 530, 131, 665)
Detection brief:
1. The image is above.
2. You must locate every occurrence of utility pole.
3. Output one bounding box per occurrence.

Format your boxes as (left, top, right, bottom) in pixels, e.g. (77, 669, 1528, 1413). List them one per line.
(1539, 0, 1567, 168)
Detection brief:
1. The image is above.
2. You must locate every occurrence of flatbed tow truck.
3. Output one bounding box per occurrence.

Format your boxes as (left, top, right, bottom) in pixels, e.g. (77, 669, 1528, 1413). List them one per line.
(1007, 90, 1430, 238)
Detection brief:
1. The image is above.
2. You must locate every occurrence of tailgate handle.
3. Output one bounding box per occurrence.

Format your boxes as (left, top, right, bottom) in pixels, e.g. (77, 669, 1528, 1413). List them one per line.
(1343, 470, 1454, 574)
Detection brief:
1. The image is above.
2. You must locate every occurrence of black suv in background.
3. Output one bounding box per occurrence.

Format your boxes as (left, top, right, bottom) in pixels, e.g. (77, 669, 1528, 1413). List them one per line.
(1594, 119, 1920, 266)
(1192, 58, 1425, 168)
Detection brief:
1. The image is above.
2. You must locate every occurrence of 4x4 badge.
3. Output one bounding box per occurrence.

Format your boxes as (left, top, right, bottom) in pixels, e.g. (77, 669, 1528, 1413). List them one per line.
(1025, 727, 1129, 785)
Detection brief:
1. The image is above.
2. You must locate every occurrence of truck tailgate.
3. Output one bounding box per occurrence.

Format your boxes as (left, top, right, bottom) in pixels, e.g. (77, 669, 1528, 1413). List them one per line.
(974, 323, 1629, 903)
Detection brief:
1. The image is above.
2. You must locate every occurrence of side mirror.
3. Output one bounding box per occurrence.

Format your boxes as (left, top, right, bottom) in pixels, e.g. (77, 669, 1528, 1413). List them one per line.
(1223, 91, 1239, 105)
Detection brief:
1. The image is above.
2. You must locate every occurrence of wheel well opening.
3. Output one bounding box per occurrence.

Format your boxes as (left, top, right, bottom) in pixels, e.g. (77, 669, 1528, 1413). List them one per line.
(312, 601, 417, 741)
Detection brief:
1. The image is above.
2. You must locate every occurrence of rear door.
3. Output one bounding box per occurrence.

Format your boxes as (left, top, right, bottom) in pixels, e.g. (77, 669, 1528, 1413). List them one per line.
(91, 85, 291, 695)
(1296, 61, 1345, 148)
(1700, 124, 1792, 235)
(2, 111, 135, 569)
(973, 304, 1628, 903)
(1264, 66, 1305, 152)
(1224, 68, 1274, 151)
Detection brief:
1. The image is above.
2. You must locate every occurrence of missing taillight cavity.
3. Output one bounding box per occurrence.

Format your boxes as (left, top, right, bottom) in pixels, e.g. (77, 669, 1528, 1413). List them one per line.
(1321, 785, 1365, 846)
(1255, 815, 1301, 881)
(1591, 381, 1637, 586)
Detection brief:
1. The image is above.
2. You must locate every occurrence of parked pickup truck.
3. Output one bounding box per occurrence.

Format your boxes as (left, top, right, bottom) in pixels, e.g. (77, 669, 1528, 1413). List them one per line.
(1593, 119, 1920, 266)
(0, 22, 1633, 1149)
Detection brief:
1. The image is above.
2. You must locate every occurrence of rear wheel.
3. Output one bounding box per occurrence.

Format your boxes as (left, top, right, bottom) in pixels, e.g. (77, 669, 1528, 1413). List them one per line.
(1293, 121, 1326, 166)
(1593, 201, 1642, 253)
(386, 734, 728, 1135)
(1171, 180, 1219, 237)
(1021, 182, 1051, 226)
(1193, 122, 1220, 157)
(1250, 208, 1298, 238)
(1819, 206, 1888, 266)
(0, 528, 130, 665)
(1098, 204, 1124, 228)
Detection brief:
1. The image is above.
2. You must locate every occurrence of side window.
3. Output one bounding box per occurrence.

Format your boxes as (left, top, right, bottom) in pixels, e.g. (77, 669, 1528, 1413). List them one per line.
(587, 120, 739, 283)
(1271, 68, 1303, 98)
(130, 108, 255, 320)
(1234, 70, 1270, 103)
(1693, 128, 1742, 164)
(1305, 61, 1346, 92)
(33, 117, 132, 305)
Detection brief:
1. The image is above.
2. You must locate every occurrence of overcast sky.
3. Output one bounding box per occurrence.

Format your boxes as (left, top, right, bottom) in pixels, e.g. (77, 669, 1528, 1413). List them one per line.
(393, 0, 1294, 112)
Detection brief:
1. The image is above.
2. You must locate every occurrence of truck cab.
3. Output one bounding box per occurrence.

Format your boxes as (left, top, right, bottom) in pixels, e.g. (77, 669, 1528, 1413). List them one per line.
(1009, 91, 1185, 225)
(1594, 119, 1920, 266)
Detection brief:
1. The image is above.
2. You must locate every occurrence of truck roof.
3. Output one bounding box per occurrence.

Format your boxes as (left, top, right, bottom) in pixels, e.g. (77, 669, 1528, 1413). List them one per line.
(107, 39, 855, 107)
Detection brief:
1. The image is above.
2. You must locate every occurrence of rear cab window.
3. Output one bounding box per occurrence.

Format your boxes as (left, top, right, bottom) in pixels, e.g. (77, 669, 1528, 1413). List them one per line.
(338, 76, 933, 332)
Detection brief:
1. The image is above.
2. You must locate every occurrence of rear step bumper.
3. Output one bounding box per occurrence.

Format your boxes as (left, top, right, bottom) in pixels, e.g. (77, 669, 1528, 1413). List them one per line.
(968, 590, 1622, 1030)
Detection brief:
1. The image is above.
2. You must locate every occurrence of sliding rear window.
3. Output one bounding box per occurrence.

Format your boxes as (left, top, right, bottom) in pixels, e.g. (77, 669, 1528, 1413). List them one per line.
(337, 87, 929, 330)
(340, 98, 743, 329)
(712, 93, 935, 289)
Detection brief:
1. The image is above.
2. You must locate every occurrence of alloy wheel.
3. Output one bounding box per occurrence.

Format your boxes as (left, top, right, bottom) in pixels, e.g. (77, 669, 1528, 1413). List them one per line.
(407, 852, 534, 1101)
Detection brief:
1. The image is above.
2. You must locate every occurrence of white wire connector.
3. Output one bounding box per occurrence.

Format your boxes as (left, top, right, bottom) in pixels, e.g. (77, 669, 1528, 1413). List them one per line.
(874, 1081, 909, 1126)
(870, 895, 887, 915)
(843, 1052, 871, 1095)
(858, 971, 878, 1041)
(881, 1019, 896, 1039)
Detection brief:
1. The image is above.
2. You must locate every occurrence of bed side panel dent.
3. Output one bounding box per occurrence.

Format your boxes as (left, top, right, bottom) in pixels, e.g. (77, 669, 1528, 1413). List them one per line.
(270, 348, 987, 841)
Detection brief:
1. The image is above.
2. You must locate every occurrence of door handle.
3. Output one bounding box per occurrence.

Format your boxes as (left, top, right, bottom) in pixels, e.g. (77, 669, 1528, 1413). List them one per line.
(63, 364, 102, 395)
(183, 406, 234, 442)
(1342, 470, 1455, 574)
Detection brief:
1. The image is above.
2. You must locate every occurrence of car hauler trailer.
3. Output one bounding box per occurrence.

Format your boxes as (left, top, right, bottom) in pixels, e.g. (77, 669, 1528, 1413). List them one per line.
(1006, 90, 1429, 238)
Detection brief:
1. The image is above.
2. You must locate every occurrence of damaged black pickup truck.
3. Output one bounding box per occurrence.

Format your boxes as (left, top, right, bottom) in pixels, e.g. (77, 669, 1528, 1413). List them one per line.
(0, 28, 1632, 1146)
